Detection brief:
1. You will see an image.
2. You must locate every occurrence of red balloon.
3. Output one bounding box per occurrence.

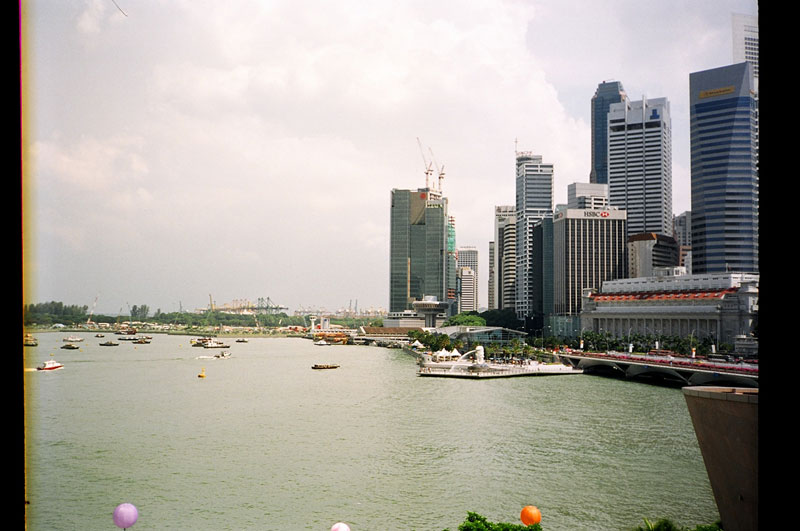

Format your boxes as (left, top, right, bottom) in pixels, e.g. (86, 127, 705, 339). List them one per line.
(520, 505, 541, 526)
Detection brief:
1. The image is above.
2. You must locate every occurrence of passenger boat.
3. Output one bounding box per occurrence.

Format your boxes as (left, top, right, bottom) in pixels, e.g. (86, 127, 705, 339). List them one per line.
(37, 359, 64, 371)
(203, 339, 230, 348)
(63, 335, 84, 342)
(312, 364, 340, 370)
(61, 343, 80, 350)
(24, 334, 38, 347)
(100, 341, 119, 346)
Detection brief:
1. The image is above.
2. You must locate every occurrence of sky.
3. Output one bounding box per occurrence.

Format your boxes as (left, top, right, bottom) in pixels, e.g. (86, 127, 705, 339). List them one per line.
(21, 0, 758, 317)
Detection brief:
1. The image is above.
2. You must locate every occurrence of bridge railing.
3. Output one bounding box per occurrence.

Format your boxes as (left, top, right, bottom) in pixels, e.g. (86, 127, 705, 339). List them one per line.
(561, 352, 758, 376)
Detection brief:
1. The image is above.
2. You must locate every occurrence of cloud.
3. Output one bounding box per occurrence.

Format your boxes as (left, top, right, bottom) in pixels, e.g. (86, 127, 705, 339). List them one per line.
(24, 0, 757, 313)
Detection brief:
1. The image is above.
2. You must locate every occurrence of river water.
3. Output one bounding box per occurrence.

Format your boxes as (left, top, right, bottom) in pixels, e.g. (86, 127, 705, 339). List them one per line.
(24, 332, 718, 530)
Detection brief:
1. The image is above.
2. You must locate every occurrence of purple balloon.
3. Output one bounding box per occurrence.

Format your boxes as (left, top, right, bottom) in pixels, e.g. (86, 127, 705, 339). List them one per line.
(113, 503, 139, 529)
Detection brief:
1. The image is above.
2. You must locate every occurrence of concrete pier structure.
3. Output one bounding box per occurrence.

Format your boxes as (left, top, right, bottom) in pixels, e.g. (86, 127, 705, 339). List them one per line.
(683, 386, 758, 531)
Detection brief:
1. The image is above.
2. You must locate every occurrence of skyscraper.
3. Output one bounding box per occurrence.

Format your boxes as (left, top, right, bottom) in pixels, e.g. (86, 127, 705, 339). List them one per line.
(689, 62, 758, 274)
(487, 241, 496, 310)
(608, 96, 673, 237)
(491, 205, 516, 311)
(515, 151, 554, 322)
(590, 81, 627, 185)
(446, 216, 458, 315)
(457, 246, 479, 312)
(389, 186, 450, 313)
(552, 208, 628, 334)
(457, 267, 477, 313)
(732, 14, 758, 82)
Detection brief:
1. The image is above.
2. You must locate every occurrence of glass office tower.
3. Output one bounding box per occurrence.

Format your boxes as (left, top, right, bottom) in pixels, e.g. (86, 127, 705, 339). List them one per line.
(590, 81, 627, 185)
(689, 62, 758, 274)
(390, 188, 450, 312)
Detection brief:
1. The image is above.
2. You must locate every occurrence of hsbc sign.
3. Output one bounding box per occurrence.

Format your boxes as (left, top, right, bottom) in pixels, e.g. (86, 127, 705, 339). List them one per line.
(583, 210, 611, 218)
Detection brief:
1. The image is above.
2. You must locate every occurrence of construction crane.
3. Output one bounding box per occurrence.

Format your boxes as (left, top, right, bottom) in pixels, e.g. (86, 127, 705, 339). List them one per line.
(417, 137, 434, 189)
(86, 295, 99, 325)
(428, 146, 445, 192)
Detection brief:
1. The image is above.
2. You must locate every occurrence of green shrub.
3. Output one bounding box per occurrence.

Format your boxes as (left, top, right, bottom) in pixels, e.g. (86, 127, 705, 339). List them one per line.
(443, 512, 542, 531)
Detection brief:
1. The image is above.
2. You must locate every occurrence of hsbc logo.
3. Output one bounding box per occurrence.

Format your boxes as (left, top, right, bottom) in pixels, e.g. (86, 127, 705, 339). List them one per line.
(583, 210, 610, 218)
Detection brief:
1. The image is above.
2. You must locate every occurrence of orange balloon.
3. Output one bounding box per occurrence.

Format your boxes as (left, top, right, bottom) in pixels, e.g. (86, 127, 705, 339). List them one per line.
(520, 505, 541, 526)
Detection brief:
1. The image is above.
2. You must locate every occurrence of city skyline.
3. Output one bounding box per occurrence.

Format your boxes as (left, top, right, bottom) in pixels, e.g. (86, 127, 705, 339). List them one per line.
(21, 1, 758, 316)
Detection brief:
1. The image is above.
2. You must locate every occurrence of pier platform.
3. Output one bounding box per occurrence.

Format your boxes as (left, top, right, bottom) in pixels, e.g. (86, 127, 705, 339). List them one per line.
(417, 363, 583, 379)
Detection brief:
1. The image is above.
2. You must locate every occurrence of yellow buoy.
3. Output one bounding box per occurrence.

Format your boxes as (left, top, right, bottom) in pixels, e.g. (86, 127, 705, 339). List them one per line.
(198, 367, 206, 378)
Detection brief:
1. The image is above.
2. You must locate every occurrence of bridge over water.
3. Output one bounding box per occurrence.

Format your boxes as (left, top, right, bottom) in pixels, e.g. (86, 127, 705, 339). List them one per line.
(557, 352, 758, 388)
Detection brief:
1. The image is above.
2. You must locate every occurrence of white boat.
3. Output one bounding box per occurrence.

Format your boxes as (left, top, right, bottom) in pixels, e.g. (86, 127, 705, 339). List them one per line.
(214, 351, 232, 359)
(203, 339, 230, 349)
(63, 335, 84, 342)
(314, 340, 330, 346)
(37, 359, 64, 371)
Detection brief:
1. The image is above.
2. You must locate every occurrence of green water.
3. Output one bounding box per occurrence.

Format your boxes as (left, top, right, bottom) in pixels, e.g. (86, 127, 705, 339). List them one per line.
(24, 332, 718, 530)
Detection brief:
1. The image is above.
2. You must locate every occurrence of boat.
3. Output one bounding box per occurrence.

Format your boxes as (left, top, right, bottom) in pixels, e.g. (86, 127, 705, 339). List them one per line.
(63, 335, 84, 342)
(61, 343, 80, 350)
(24, 334, 38, 347)
(197, 367, 206, 378)
(203, 339, 230, 349)
(37, 359, 64, 371)
(191, 337, 214, 347)
(95, 333, 105, 338)
(100, 341, 119, 346)
(214, 351, 232, 359)
(314, 340, 330, 346)
(312, 364, 340, 370)
(133, 338, 151, 344)
(235, 338, 248, 343)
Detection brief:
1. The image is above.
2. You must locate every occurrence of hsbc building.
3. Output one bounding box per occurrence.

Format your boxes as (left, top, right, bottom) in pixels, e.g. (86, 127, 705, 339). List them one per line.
(551, 208, 628, 330)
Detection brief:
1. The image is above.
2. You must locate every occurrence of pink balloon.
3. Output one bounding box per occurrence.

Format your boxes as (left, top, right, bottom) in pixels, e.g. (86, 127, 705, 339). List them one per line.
(331, 523, 351, 531)
(113, 503, 139, 529)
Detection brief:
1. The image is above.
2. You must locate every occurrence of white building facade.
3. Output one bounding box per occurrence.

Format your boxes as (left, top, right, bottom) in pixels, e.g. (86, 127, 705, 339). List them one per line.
(608, 97, 673, 237)
(515, 152, 554, 321)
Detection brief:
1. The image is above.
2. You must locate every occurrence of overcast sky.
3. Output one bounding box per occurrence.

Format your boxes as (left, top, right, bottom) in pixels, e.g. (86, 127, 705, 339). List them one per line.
(22, 0, 758, 316)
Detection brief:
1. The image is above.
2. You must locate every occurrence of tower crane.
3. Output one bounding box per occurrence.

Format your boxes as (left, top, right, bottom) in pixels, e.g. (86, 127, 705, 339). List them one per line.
(86, 295, 99, 325)
(428, 146, 445, 192)
(416, 137, 433, 189)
